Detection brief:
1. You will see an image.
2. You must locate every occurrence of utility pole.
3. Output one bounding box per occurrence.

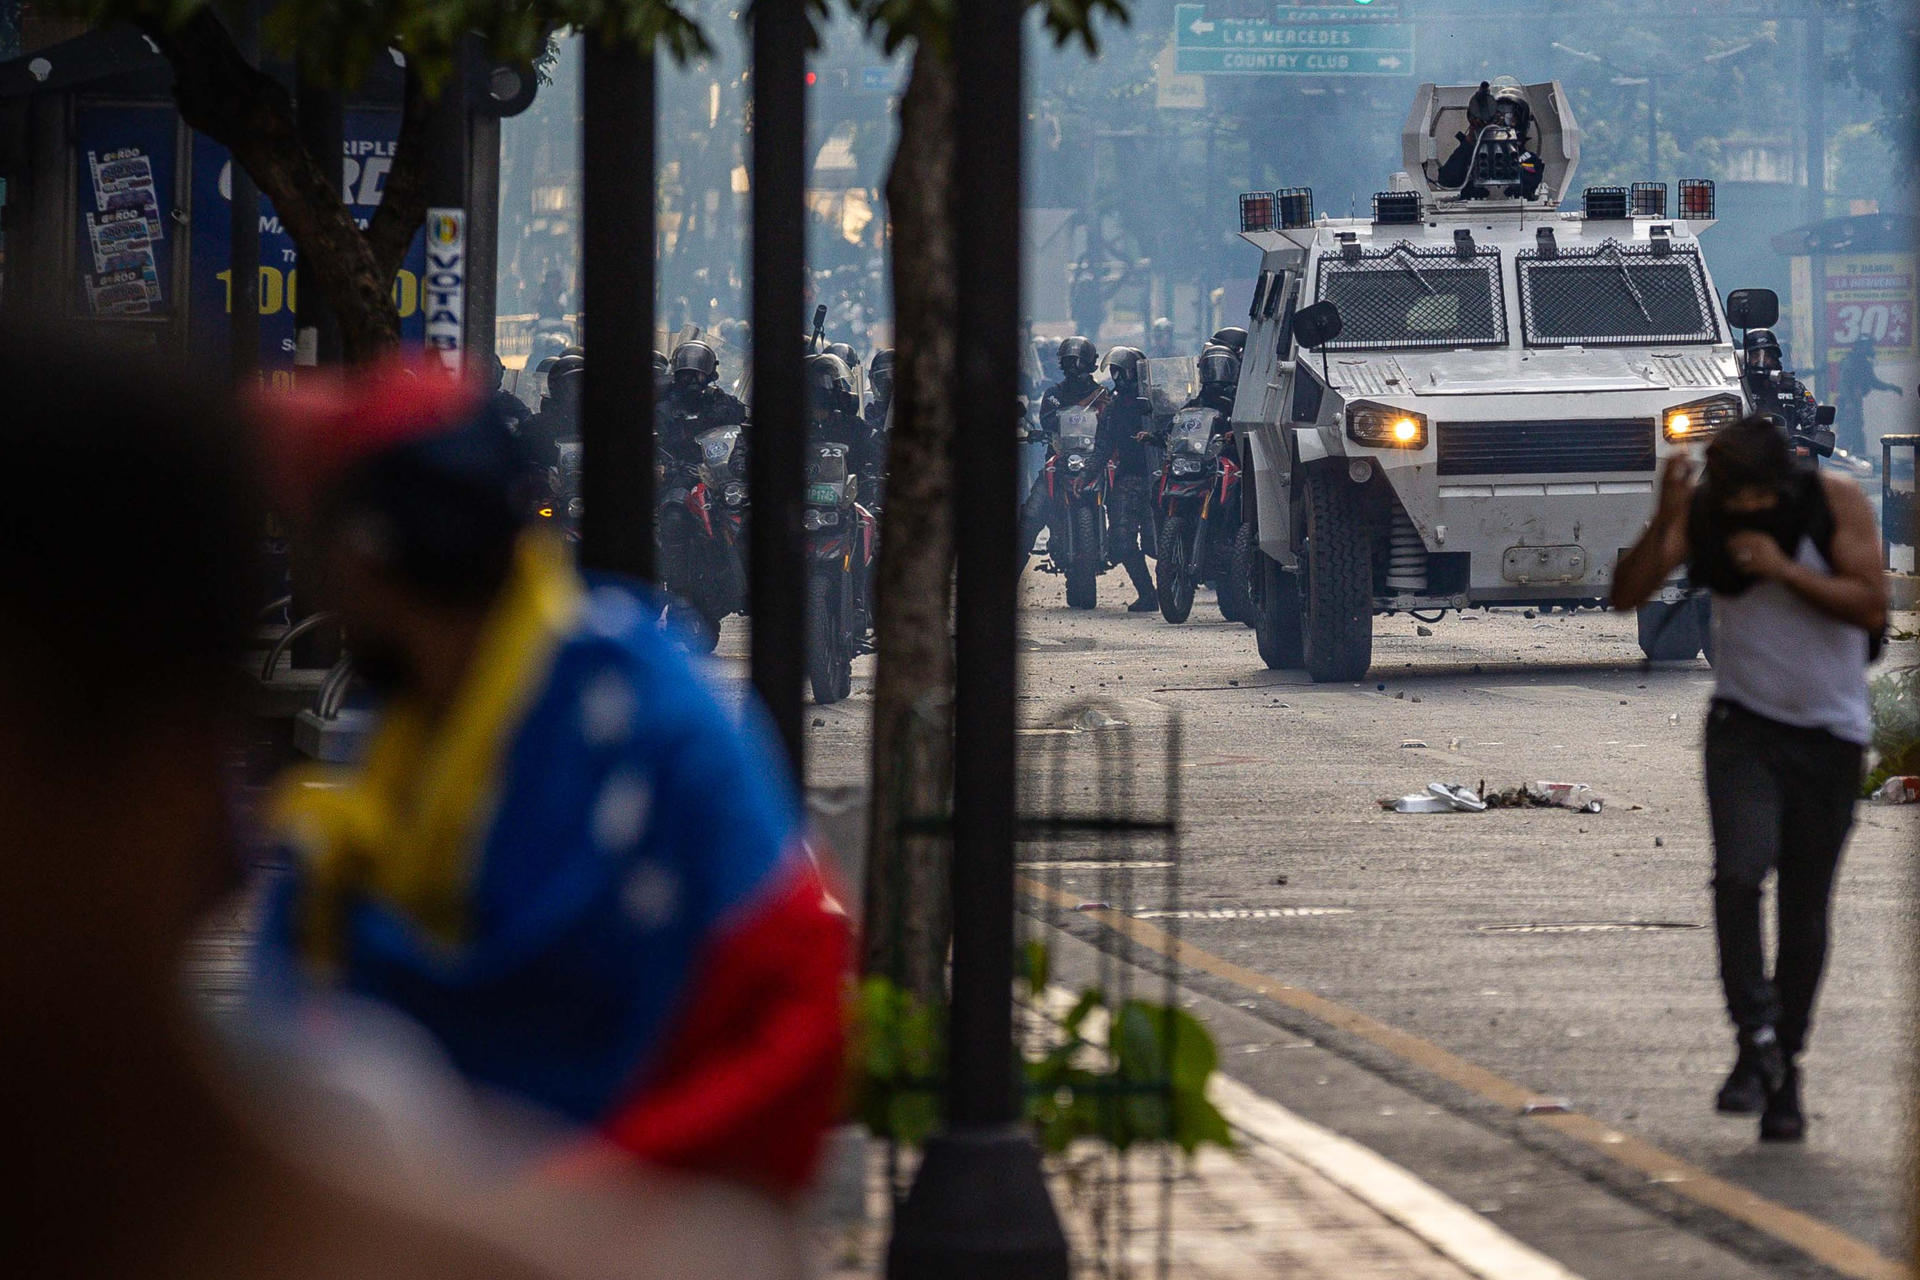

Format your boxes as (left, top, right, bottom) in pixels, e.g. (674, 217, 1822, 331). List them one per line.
(579, 34, 655, 580)
(886, 0, 1069, 1272)
(749, 0, 808, 773)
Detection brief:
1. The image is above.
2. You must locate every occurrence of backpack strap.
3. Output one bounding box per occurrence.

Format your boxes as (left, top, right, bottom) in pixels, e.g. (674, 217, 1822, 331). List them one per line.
(1800, 472, 1886, 661)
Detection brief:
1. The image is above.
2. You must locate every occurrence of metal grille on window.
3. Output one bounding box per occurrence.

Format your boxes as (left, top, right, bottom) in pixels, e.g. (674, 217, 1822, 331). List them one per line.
(1312, 241, 1508, 351)
(1516, 238, 1719, 348)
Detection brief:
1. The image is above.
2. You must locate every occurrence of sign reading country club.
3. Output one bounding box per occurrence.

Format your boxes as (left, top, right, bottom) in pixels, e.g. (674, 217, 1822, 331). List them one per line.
(1173, 3, 1415, 76)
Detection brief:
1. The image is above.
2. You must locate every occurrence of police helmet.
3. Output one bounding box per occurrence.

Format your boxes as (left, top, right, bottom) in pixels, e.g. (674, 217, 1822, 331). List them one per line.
(546, 353, 585, 394)
(869, 348, 897, 396)
(1743, 328, 1782, 369)
(671, 340, 720, 387)
(1105, 346, 1147, 386)
(805, 352, 853, 407)
(1197, 345, 1240, 391)
(1057, 335, 1099, 378)
(827, 342, 860, 370)
(1208, 327, 1249, 359)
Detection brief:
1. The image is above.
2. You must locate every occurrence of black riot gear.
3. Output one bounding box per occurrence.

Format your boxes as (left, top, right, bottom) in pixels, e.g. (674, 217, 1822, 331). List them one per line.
(806, 352, 855, 411)
(1105, 346, 1146, 389)
(1197, 346, 1240, 398)
(1057, 336, 1099, 379)
(826, 342, 860, 372)
(869, 348, 896, 400)
(670, 340, 720, 389)
(1208, 328, 1248, 360)
(1743, 328, 1784, 376)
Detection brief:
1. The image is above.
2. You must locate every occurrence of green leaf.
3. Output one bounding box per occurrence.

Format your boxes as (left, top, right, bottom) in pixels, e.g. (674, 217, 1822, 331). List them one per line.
(1020, 939, 1050, 995)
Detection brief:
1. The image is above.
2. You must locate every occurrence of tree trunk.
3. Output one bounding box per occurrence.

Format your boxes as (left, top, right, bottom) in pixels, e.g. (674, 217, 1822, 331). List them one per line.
(861, 42, 957, 1001)
(141, 8, 426, 363)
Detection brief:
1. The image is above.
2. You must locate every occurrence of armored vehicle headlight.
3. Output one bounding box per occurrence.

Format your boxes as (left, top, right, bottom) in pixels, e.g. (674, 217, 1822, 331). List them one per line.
(1663, 394, 1740, 443)
(1347, 402, 1428, 449)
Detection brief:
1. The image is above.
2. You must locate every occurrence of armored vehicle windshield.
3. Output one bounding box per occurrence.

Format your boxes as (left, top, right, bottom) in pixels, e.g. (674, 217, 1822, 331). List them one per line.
(1516, 240, 1719, 347)
(1315, 243, 1508, 351)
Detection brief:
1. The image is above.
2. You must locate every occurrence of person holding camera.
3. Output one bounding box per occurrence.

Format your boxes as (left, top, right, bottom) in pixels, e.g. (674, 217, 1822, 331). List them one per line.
(1613, 417, 1887, 1142)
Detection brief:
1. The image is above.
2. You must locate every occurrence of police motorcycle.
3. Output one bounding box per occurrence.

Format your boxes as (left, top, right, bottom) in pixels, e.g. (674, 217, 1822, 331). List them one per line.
(538, 441, 584, 543)
(802, 352, 878, 705)
(1031, 393, 1112, 611)
(654, 340, 750, 652)
(1152, 346, 1244, 623)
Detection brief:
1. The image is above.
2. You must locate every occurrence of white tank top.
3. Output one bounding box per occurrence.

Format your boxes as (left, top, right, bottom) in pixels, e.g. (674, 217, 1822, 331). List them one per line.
(1711, 536, 1872, 745)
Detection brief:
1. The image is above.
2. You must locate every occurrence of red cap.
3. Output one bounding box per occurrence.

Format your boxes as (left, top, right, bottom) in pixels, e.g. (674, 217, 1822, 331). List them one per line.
(254, 362, 483, 518)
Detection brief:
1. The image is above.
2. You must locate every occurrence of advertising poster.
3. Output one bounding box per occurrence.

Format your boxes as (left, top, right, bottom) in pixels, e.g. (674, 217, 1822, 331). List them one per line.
(1819, 252, 1915, 387)
(73, 105, 175, 319)
(188, 112, 426, 380)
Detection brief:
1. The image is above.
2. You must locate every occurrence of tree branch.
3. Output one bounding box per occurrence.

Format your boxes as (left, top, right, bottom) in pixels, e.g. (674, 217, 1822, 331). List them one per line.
(365, 62, 431, 285)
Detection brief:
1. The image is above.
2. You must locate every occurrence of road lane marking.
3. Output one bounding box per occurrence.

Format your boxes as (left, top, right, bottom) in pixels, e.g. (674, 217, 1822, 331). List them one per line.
(1133, 906, 1355, 921)
(1209, 1073, 1584, 1280)
(1019, 875, 1908, 1280)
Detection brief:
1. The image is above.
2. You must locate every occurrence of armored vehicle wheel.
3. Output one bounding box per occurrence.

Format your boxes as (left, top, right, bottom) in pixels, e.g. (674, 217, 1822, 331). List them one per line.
(1065, 505, 1100, 610)
(1302, 474, 1373, 683)
(808, 573, 853, 703)
(1156, 516, 1196, 623)
(1228, 521, 1259, 633)
(1638, 596, 1706, 662)
(1252, 550, 1305, 670)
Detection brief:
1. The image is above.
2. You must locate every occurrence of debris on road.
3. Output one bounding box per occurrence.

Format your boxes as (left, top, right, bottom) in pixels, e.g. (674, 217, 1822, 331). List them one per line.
(1381, 782, 1487, 814)
(1400, 739, 1429, 749)
(1074, 707, 1128, 731)
(1482, 780, 1605, 813)
(1416, 625, 1434, 637)
(1655, 837, 1665, 848)
(1386, 793, 1453, 813)
(1873, 776, 1920, 804)
(1522, 1097, 1572, 1115)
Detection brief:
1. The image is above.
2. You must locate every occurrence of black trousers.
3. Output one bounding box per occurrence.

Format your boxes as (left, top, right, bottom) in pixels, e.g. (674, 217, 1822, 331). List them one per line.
(1108, 474, 1155, 598)
(1703, 699, 1863, 1058)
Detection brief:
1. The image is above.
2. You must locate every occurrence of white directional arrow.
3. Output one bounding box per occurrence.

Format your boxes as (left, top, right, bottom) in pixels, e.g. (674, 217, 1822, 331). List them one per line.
(1189, 17, 1215, 33)
(1377, 54, 1404, 69)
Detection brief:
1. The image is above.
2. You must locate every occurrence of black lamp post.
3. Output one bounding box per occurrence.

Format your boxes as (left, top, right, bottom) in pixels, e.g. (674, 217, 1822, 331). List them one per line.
(886, 1, 1069, 1272)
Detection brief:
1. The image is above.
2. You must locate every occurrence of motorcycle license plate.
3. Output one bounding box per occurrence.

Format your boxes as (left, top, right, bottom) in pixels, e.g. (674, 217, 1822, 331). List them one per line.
(807, 482, 844, 505)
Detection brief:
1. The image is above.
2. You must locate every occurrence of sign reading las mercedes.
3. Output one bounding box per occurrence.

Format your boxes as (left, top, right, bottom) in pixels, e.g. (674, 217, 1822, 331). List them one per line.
(1173, 3, 1415, 76)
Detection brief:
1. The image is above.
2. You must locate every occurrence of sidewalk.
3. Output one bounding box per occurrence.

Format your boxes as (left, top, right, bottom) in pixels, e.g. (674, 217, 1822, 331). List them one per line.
(816, 1071, 1578, 1279)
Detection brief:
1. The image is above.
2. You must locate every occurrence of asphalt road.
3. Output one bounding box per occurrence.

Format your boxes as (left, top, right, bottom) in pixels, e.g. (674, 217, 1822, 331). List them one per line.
(784, 566, 1919, 1275)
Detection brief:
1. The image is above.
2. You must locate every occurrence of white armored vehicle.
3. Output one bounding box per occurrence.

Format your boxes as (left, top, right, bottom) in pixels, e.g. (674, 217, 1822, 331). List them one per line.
(1233, 79, 1745, 681)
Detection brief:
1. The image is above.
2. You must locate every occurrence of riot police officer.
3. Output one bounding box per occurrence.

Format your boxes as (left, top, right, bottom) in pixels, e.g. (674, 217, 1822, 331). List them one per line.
(1099, 346, 1159, 612)
(1741, 329, 1821, 444)
(805, 352, 883, 504)
(657, 339, 748, 464)
(521, 351, 582, 473)
(1189, 344, 1240, 416)
(1208, 327, 1248, 361)
(1018, 335, 1108, 568)
(1148, 317, 1177, 359)
(866, 349, 896, 434)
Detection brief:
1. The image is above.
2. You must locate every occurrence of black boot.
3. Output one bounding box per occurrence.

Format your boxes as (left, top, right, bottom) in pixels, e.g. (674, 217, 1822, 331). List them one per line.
(1760, 1062, 1805, 1142)
(1124, 558, 1156, 612)
(1716, 1027, 1786, 1115)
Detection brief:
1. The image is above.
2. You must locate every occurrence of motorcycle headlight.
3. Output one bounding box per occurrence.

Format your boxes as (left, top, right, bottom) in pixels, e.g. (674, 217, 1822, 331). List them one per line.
(567, 497, 584, 518)
(1066, 454, 1087, 472)
(723, 482, 746, 507)
(1171, 457, 1203, 476)
(802, 508, 841, 531)
(1664, 394, 1741, 443)
(1346, 402, 1428, 449)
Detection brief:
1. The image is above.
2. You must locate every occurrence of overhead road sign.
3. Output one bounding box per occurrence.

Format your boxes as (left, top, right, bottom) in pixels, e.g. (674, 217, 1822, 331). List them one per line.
(1173, 4, 1416, 76)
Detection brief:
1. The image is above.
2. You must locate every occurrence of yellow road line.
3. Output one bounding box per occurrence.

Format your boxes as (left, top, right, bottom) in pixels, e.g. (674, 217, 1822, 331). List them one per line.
(1018, 875, 1910, 1280)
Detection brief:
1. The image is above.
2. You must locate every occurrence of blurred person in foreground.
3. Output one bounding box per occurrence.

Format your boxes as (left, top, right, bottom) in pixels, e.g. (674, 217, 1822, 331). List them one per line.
(0, 330, 550, 1280)
(252, 366, 846, 1197)
(1613, 416, 1886, 1143)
